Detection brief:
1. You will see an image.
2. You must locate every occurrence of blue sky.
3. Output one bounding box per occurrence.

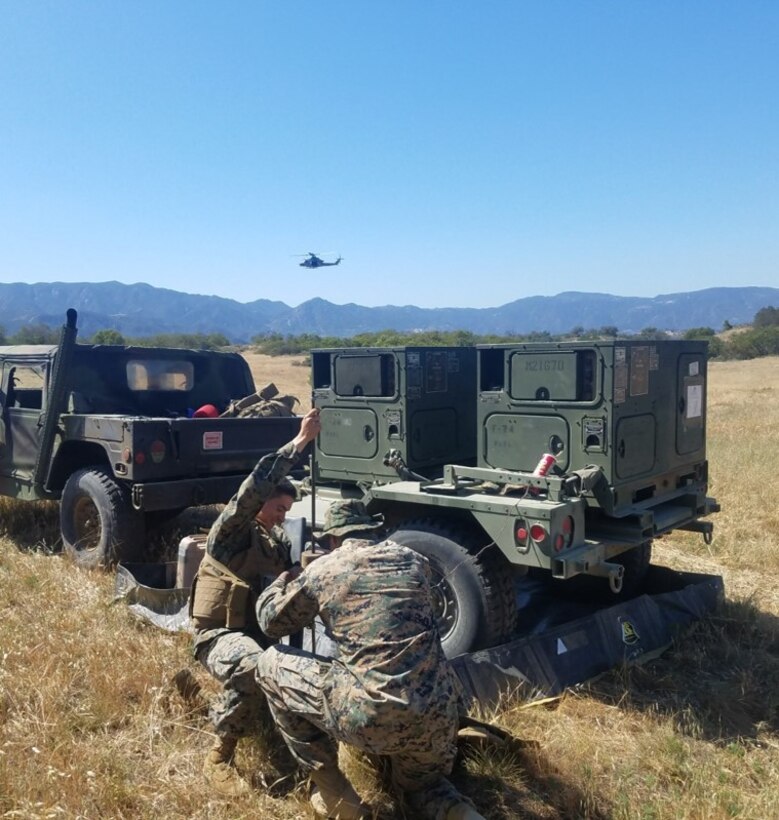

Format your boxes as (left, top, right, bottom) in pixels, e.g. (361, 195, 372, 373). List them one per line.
(1, 2, 777, 309)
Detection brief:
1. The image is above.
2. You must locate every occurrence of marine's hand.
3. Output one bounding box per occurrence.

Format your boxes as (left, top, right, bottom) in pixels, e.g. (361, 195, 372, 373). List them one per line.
(293, 408, 321, 452)
(278, 564, 303, 585)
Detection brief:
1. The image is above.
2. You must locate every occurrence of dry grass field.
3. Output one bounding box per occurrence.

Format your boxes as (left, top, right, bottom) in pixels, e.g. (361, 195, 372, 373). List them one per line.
(242, 353, 312, 409)
(1, 354, 777, 819)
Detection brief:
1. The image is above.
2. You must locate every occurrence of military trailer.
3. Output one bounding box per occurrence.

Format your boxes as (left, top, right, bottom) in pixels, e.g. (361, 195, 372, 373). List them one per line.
(308, 342, 719, 657)
(0, 310, 302, 568)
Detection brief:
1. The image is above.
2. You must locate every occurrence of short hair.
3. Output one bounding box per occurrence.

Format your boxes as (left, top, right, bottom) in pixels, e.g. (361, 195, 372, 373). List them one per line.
(270, 479, 297, 502)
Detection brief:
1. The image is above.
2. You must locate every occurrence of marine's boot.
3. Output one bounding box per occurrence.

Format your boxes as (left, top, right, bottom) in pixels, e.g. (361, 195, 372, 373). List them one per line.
(203, 734, 251, 797)
(446, 803, 487, 820)
(309, 766, 370, 819)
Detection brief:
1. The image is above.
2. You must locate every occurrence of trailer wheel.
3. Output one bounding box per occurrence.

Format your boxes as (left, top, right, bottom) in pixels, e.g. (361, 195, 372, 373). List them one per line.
(388, 520, 517, 658)
(60, 468, 145, 569)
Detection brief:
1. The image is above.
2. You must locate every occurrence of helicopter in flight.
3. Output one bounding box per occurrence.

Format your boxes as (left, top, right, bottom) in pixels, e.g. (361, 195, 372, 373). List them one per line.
(297, 252, 342, 269)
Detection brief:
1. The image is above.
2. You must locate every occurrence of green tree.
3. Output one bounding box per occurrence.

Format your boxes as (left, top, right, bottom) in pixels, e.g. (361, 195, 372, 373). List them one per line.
(11, 324, 59, 344)
(683, 327, 716, 340)
(636, 327, 669, 340)
(91, 329, 126, 345)
(753, 306, 779, 328)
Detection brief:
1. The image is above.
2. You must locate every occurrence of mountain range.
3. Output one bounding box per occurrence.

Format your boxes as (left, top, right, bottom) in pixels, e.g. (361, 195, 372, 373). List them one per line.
(0, 281, 776, 342)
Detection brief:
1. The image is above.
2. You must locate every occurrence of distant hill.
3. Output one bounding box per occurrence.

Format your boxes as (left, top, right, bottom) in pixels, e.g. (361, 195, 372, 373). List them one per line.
(0, 281, 776, 342)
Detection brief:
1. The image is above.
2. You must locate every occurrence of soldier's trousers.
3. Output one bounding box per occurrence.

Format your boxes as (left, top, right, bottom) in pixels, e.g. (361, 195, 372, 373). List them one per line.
(256, 644, 463, 820)
(196, 630, 269, 739)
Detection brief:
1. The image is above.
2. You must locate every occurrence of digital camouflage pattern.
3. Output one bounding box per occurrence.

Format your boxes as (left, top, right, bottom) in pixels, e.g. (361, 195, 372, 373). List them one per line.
(220, 383, 299, 419)
(191, 442, 301, 737)
(319, 499, 384, 537)
(205, 441, 299, 568)
(255, 535, 465, 819)
(197, 632, 270, 738)
(236, 395, 298, 418)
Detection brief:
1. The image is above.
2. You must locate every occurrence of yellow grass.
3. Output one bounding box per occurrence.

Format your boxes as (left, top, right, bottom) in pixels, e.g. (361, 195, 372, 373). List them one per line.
(242, 352, 312, 411)
(1, 354, 777, 818)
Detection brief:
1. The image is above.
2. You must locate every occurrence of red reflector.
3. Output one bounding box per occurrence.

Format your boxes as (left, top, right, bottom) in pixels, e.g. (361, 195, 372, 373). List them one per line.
(516, 526, 528, 541)
(134, 451, 146, 465)
(555, 534, 565, 551)
(562, 516, 573, 535)
(150, 440, 166, 464)
(529, 524, 546, 542)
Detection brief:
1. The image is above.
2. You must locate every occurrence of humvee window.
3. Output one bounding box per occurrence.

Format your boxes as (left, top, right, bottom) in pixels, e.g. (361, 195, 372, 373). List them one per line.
(126, 359, 194, 392)
(8, 366, 45, 409)
(333, 354, 396, 397)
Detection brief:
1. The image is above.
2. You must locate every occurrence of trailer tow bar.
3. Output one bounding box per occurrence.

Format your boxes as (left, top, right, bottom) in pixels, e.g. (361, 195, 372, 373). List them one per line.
(585, 560, 626, 594)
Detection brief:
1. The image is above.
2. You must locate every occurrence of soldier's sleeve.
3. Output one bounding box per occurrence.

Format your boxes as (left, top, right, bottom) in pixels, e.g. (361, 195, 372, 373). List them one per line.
(207, 441, 300, 563)
(274, 526, 294, 569)
(256, 573, 319, 639)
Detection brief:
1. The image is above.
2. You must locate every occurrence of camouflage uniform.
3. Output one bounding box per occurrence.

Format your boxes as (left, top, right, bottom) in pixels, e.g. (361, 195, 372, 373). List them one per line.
(255, 533, 464, 820)
(191, 441, 299, 739)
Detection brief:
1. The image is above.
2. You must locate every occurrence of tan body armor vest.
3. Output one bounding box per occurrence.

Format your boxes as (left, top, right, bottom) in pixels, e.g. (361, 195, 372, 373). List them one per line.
(189, 524, 289, 634)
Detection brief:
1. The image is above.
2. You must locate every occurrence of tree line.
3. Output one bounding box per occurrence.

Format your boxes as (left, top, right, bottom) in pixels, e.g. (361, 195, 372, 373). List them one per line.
(1, 306, 777, 360)
(0, 326, 231, 350)
(250, 307, 779, 361)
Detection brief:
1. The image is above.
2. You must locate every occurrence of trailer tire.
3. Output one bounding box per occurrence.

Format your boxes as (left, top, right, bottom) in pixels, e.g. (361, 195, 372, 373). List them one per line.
(60, 467, 145, 569)
(388, 520, 517, 658)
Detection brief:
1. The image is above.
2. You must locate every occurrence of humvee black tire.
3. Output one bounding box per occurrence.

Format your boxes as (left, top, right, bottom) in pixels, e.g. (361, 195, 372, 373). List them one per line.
(388, 520, 517, 658)
(60, 468, 145, 569)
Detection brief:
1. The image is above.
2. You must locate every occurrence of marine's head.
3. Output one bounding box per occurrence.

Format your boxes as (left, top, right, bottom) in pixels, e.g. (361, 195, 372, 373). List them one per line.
(256, 479, 297, 529)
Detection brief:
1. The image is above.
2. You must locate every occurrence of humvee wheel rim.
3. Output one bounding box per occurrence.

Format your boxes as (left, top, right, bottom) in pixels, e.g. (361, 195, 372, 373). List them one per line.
(72, 496, 102, 552)
(429, 567, 459, 640)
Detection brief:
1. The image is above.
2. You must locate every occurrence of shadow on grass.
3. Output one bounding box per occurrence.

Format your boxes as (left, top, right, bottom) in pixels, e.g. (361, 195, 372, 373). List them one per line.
(585, 597, 779, 742)
(0, 498, 61, 551)
(453, 739, 610, 820)
(346, 739, 605, 820)
(0, 497, 224, 564)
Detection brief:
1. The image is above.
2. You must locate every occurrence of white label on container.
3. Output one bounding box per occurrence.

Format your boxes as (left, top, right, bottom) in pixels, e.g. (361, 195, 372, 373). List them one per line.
(687, 384, 702, 419)
(203, 431, 224, 450)
(689, 361, 699, 376)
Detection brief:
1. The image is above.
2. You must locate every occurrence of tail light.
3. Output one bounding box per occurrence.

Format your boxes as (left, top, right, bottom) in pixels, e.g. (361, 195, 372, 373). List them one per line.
(529, 524, 547, 543)
(150, 440, 166, 463)
(514, 519, 529, 553)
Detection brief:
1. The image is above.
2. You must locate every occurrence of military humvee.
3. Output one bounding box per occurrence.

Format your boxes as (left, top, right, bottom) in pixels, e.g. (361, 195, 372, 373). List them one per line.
(307, 342, 719, 657)
(0, 310, 302, 567)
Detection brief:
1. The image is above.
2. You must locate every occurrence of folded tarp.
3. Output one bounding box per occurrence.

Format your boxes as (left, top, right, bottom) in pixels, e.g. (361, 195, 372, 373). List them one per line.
(451, 566, 724, 707)
(114, 561, 192, 632)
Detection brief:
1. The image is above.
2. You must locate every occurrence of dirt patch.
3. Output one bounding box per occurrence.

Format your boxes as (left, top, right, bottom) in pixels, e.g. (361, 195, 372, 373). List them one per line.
(241, 352, 312, 410)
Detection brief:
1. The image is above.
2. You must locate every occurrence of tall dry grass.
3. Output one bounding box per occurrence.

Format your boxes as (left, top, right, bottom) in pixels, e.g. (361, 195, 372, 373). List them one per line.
(0, 354, 777, 819)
